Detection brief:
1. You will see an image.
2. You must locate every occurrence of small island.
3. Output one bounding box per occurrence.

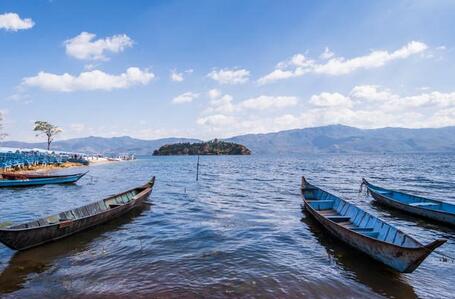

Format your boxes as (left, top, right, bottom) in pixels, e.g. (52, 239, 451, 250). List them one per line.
(153, 139, 251, 156)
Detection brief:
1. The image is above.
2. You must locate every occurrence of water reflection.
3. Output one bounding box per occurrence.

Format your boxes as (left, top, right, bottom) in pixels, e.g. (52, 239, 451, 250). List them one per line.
(0, 207, 148, 294)
(301, 212, 418, 299)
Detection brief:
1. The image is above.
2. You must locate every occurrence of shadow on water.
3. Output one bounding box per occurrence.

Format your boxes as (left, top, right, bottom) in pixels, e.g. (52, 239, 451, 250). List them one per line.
(301, 211, 418, 299)
(0, 206, 149, 294)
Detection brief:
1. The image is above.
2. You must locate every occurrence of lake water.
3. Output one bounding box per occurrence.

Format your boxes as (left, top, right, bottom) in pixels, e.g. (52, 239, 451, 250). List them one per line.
(0, 154, 454, 298)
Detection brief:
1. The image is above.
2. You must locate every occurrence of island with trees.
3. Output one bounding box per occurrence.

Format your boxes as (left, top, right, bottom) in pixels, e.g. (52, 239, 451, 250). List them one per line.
(153, 139, 251, 156)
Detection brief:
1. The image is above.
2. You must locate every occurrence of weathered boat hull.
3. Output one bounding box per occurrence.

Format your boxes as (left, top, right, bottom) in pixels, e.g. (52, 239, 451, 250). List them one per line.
(0, 172, 87, 187)
(363, 179, 455, 226)
(304, 202, 444, 272)
(0, 178, 154, 250)
(301, 177, 446, 273)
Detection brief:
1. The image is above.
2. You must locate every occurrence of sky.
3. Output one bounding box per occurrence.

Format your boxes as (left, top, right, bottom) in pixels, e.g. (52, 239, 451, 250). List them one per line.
(1, 0, 455, 142)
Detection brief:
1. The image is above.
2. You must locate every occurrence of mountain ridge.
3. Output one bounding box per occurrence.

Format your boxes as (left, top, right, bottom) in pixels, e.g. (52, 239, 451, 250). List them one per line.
(2, 125, 455, 155)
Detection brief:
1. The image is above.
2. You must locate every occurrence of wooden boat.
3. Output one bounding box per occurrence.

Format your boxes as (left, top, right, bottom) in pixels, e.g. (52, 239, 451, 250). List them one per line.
(362, 178, 455, 226)
(301, 177, 446, 273)
(0, 172, 87, 187)
(0, 177, 155, 250)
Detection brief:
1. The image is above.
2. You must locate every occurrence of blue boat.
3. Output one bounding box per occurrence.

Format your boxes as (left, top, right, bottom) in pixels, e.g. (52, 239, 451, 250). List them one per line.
(301, 177, 446, 273)
(0, 172, 87, 187)
(0, 177, 155, 250)
(362, 178, 455, 226)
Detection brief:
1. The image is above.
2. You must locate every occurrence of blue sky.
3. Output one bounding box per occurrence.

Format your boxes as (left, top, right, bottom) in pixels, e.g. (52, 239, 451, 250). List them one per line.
(1, 0, 455, 141)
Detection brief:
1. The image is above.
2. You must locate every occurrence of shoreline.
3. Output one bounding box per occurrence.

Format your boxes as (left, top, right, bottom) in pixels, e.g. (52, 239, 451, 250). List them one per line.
(0, 158, 127, 175)
(0, 162, 88, 174)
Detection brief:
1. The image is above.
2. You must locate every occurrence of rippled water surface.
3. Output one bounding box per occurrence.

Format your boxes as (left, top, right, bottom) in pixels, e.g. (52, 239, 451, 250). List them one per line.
(1, 154, 455, 298)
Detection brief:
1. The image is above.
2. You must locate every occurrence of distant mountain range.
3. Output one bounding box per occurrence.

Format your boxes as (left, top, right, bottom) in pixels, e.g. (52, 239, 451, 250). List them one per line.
(1, 136, 200, 155)
(2, 125, 455, 155)
(226, 125, 455, 154)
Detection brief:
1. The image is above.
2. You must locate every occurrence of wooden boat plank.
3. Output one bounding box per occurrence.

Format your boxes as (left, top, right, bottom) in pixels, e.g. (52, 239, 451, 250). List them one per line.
(0, 172, 88, 188)
(301, 176, 446, 273)
(0, 177, 155, 251)
(362, 178, 455, 226)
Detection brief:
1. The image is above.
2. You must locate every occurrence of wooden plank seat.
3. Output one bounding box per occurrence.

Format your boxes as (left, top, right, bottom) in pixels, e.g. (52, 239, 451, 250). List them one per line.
(351, 227, 375, 231)
(409, 202, 439, 207)
(338, 221, 352, 227)
(319, 210, 338, 216)
(326, 216, 351, 223)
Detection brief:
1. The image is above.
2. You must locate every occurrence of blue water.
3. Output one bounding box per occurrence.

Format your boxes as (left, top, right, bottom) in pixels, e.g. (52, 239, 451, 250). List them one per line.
(0, 154, 454, 298)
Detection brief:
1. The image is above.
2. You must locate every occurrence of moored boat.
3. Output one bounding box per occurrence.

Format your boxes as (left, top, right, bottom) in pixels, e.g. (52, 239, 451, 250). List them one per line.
(0, 177, 155, 250)
(0, 172, 87, 187)
(362, 178, 455, 226)
(301, 176, 446, 273)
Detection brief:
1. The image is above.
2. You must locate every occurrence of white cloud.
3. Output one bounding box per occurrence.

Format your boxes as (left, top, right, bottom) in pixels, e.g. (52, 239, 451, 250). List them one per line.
(350, 85, 393, 102)
(310, 92, 352, 107)
(22, 67, 154, 92)
(239, 95, 298, 110)
(303, 85, 455, 129)
(172, 91, 199, 104)
(258, 41, 428, 84)
(207, 68, 250, 84)
(64, 32, 133, 61)
(206, 94, 235, 114)
(170, 70, 184, 82)
(257, 69, 295, 85)
(197, 114, 235, 126)
(170, 69, 193, 82)
(0, 13, 34, 31)
(208, 89, 221, 99)
(196, 85, 455, 138)
(320, 47, 335, 60)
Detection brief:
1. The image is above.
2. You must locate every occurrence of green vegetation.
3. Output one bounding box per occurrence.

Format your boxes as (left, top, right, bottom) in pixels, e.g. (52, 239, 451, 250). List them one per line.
(34, 121, 62, 150)
(153, 139, 251, 156)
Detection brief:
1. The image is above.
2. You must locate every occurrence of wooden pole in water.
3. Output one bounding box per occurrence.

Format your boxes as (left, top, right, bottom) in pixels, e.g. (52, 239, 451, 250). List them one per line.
(196, 154, 200, 181)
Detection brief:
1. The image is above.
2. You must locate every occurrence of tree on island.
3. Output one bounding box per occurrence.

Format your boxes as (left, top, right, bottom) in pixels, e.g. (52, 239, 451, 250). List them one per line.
(0, 112, 7, 142)
(34, 121, 62, 150)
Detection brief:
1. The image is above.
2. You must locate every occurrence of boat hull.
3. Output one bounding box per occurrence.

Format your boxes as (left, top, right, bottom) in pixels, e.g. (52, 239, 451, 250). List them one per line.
(304, 202, 443, 273)
(0, 172, 87, 187)
(370, 190, 455, 226)
(0, 183, 152, 250)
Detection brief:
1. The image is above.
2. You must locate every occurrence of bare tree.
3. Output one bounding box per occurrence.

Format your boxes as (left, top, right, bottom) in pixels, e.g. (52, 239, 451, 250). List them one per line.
(34, 121, 62, 150)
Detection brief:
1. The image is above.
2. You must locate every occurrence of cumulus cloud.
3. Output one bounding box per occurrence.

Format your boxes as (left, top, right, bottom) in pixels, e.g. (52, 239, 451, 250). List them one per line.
(207, 68, 250, 84)
(170, 69, 193, 82)
(239, 96, 298, 110)
(309, 92, 352, 107)
(64, 32, 133, 60)
(172, 91, 199, 104)
(0, 13, 34, 31)
(197, 85, 455, 138)
(208, 89, 221, 99)
(304, 86, 455, 128)
(197, 114, 235, 126)
(22, 67, 154, 92)
(258, 41, 428, 84)
(198, 91, 300, 137)
(170, 70, 184, 82)
(206, 94, 235, 114)
(320, 47, 335, 60)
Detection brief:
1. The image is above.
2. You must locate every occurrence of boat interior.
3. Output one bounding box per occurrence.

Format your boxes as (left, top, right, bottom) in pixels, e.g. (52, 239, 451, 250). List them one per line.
(369, 184, 455, 213)
(9, 188, 141, 230)
(302, 186, 420, 248)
